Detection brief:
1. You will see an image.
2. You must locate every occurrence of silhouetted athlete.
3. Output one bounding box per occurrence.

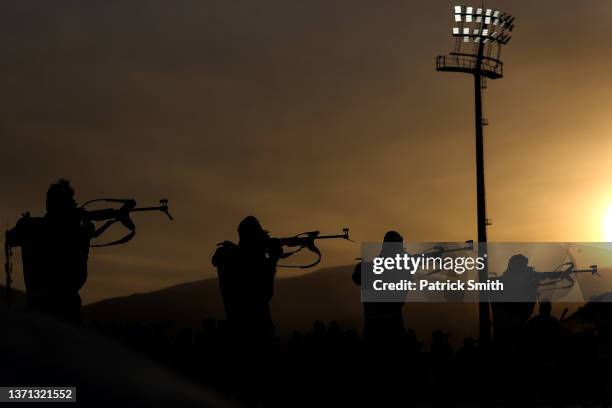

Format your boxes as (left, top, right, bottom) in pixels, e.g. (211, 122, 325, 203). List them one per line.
(211, 216, 283, 404)
(352, 230, 406, 346)
(213, 216, 283, 336)
(5, 179, 114, 324)
(491, 254, 536, 344)
(491, 254, 566, 346)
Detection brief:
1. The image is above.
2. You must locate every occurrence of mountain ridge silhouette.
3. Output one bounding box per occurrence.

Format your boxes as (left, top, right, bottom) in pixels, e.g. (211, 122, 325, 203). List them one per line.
(83, 265, 361, 334)
(82, 265, 480, 343)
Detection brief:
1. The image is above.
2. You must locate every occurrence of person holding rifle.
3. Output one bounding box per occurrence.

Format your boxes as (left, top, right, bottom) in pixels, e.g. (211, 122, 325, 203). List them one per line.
(213, 216, 282, 342)
(5, 180, 113, 323)
(213, 216, 350, 337)
(5, 179, 173, 324)
(212, 216, 282, 405)
(212, 216, 351, 405)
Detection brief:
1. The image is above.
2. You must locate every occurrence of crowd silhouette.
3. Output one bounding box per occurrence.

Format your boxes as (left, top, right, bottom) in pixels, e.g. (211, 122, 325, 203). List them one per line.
(3, 179, 612, 407)
(82, 303, 612, 407)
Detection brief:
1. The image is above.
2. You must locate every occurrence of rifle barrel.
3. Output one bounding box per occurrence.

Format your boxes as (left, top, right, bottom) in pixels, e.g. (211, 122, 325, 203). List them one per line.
(132, 206, 164, 212)
(133, 205, 173, 220)
(85, 205, 171, 221)
(316, 234, 347, 239)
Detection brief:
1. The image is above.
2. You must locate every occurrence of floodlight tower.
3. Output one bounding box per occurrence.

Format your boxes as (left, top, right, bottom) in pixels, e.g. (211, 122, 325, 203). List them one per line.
(436, 5, 515, 343)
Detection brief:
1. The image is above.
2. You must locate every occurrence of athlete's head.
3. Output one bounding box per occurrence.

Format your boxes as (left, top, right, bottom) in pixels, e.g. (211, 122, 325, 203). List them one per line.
(383, 231, 404, 243)
(46, 179, 77, 214)
(238, 215, 268, 244)
(380, 230, 404, 257)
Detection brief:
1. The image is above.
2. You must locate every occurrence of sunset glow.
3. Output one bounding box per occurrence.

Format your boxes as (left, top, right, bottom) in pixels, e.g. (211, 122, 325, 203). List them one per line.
(603, 205, 612, 242)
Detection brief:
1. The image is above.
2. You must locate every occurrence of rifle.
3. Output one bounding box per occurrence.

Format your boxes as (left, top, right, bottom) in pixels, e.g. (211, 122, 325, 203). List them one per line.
(4, 232, 12, 310)
(80, 199, 173, 247)
(536, 262, 598, 291)
(277, 228, 352, 269)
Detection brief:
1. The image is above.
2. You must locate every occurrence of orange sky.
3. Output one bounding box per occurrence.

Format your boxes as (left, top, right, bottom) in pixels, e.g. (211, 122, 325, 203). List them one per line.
(2, 1, 612, 303)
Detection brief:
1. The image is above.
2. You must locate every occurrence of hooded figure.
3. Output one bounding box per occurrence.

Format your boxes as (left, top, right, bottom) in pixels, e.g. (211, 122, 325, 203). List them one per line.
(353, 230, 407, 346)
